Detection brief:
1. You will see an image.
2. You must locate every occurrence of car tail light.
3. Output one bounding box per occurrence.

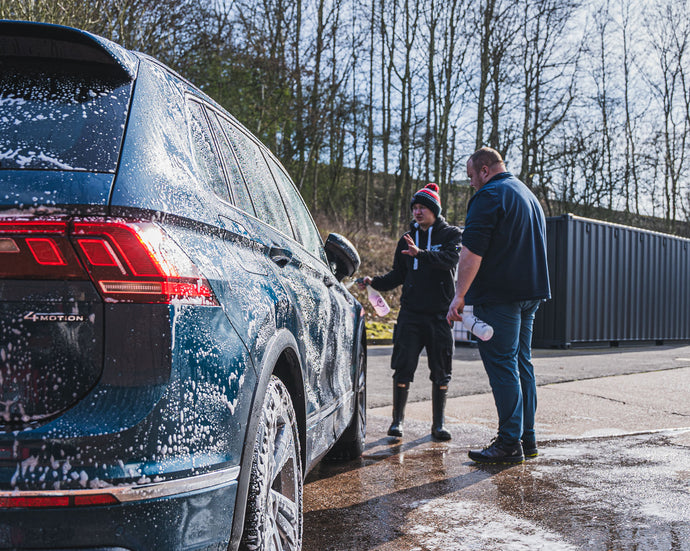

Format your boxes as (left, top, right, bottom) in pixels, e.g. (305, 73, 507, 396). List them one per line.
(73, 493, 119, 506)
(0, 493, 118, 508)
(0, 220, 86, 280)
(0, 218, 218, 305)
(26, 238, 67, 265)
(71, 221, 218, 305)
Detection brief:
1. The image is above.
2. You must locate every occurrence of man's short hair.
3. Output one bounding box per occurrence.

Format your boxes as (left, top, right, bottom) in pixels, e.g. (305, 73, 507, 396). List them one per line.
(470, 147, 504, 172)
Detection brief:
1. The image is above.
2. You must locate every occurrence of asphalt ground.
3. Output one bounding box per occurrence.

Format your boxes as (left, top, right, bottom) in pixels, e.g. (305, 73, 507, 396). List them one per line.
(303, 342, 690, 550)
(366, 341, 690, 408)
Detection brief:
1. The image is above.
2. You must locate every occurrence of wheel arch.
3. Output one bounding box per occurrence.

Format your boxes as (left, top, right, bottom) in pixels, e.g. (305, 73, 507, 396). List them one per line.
(228, 328, 306, 551)
(272, 346, 307, 471)
(352, 308, 367, 390)
(356, 312, 367, 363)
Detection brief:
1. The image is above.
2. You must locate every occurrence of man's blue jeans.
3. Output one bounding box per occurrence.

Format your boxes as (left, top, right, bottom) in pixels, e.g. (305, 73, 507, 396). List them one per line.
(474, 300, 541, 445)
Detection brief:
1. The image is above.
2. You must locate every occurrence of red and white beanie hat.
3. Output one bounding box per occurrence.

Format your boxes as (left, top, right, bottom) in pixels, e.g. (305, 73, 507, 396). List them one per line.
(410, 183, 441, 217)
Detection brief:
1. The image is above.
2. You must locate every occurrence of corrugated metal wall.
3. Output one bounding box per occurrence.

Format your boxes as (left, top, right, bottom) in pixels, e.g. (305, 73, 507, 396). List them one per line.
(533, 214, 690, 347)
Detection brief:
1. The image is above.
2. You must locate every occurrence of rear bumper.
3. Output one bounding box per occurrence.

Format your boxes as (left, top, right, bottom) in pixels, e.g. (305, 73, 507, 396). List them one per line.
(0, 467, 239, 550)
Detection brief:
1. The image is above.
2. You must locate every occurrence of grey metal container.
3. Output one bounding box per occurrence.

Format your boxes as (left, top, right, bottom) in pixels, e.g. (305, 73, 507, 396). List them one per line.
(533, 214, 690, 347)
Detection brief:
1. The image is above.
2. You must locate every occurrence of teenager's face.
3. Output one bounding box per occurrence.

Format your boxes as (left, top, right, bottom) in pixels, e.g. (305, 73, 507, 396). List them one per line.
(412, 203, 436, 229)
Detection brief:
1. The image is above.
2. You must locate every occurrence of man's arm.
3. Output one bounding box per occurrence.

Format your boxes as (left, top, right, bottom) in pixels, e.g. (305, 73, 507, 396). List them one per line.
(447, 246, 482, 323)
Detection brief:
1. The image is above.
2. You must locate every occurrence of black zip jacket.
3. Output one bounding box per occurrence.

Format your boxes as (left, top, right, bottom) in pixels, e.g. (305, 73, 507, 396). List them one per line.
(371, 216, 462, 314)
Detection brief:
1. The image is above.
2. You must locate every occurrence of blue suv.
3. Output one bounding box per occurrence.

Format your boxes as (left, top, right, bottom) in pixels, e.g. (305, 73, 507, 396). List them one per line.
(0, 20, 366, 551)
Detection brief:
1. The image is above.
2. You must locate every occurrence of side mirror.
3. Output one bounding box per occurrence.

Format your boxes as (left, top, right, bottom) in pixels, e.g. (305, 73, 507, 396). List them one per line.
(324, 233, 360, 281)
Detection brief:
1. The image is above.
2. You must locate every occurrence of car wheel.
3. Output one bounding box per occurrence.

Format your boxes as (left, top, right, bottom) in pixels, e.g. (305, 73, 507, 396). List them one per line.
(240, 375, 303, 551)
(325, 346, 366, 460)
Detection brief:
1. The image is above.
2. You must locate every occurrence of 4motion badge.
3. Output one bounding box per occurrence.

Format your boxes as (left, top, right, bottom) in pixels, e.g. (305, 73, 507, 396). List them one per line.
(23, 312, 86, 322)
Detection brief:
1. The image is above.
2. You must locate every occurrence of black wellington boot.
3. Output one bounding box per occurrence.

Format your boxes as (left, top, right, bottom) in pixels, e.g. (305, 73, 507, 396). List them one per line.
(431, 385, 452, 441)
(387, 382, 409, 438)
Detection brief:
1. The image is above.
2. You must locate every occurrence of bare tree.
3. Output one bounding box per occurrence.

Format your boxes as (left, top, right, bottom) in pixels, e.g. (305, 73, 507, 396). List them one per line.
(416, 0, 471, 213)
(364, 0, 377, 224)
(517, 0, 579, 205)
(591, 1, 618, 209)
(618, 0, 642, 217)
(389, 0, 421, 236)
(435, 0, 469, 207)
(473, 0, 519, 152)
(379, 0, 397, 229)
(0, 0, 105, 29)
(6, 0, 690, 233)
(644, 0, 690, 231)
(421, 0, 440, 185)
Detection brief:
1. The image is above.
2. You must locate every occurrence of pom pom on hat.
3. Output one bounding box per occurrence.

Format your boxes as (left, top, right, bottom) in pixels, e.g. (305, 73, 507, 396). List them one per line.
(410, 183, 441, 217)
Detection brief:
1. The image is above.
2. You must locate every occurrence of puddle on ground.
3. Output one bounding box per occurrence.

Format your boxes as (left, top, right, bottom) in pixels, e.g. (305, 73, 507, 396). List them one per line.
(304, 417, 690, 550)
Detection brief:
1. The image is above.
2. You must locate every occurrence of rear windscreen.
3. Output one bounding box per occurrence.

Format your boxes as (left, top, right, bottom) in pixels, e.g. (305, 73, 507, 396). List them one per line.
(0, 58, 132, 173)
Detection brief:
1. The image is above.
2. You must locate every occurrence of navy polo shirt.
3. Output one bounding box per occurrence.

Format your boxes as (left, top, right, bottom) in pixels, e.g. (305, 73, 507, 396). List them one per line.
(462, 172, 551, 304)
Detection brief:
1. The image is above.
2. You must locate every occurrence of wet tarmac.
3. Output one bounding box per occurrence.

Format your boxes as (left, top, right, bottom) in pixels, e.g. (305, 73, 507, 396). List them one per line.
(304, 344, 690, 550)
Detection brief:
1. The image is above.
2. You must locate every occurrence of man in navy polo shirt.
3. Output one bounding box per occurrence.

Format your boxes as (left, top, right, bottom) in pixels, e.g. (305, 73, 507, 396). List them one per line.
(447, 147, 550, 464)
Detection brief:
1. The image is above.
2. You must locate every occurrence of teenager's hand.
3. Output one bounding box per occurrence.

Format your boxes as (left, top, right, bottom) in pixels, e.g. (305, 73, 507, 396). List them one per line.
(401, 233, 419, 257)
(356, 276, 372, 289)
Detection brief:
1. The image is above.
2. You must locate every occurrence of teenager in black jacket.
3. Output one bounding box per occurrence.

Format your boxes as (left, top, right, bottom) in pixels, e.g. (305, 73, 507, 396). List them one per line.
(359, 183, 462, 440)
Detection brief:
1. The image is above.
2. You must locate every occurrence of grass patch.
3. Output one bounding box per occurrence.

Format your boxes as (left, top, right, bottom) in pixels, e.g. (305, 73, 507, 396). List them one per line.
(365, 319, 394, 341)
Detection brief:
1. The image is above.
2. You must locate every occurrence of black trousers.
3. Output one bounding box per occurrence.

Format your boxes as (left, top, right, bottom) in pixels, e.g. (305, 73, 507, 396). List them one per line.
(391, 309, 453, 386)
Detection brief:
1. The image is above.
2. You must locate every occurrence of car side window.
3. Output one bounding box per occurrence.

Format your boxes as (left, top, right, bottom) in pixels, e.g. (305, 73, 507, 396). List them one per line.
(222, 123, 294, 238)
(206, 111, 256, 216)
(187, 100, 230, 201)
(266, 156, 325, 262)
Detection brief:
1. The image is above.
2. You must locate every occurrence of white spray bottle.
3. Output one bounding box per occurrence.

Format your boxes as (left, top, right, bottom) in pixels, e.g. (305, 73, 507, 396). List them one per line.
(462, 305, 493, 341)
(356, 278, 390, 316)
(367, 285, 391, 317)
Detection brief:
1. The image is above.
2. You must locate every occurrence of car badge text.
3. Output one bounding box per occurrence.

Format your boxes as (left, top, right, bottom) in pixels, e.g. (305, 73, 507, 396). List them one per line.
(23, 312, 85, 322)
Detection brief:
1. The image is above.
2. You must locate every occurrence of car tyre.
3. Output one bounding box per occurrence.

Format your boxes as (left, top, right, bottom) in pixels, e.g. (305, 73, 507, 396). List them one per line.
(325, 346, 366, 461)
(240, 376, 303, 551)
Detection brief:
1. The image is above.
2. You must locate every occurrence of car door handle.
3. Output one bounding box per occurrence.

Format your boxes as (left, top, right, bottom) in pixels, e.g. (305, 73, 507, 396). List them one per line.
(269, 246, 292, 267)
